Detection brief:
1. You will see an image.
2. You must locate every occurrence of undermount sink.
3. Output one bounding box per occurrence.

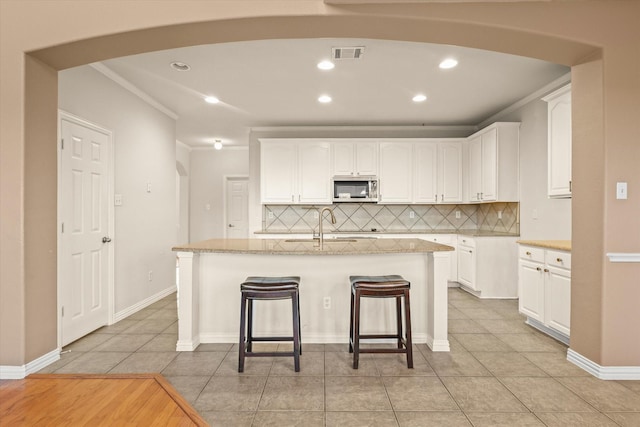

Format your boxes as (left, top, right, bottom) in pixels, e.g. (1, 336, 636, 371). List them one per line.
(284, 238, 358, 243)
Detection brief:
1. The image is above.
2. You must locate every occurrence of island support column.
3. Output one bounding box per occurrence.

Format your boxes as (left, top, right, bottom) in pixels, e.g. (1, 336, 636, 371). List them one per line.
(427, 252, 450, 351)
(176, 252, 200, 351)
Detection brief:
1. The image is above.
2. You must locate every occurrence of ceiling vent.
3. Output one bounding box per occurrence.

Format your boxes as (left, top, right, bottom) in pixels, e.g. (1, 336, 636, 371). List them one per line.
(332, 46, 365, 60)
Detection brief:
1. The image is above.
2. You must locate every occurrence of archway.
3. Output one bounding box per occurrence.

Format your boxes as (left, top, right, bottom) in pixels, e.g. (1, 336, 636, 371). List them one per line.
(7, 2, 637, 374)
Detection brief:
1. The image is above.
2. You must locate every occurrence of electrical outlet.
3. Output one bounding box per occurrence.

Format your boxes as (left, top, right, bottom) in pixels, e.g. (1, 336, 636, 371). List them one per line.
(532, 209, 538, 220)
(409, 211, 415, 219)
(455, 210, 461, 219)
(268, 211, 274, 219)
(498, 210, 503, 219)
(114, 194, 123, 206)
(323, 297, 331, 309)
(146, 182, 152, 193)
(148, 271, 153, 281)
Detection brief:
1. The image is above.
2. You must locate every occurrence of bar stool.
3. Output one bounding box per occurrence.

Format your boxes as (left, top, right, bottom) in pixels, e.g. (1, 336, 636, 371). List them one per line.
(349, 275, 413, 369)
(238, 276, 301, 373)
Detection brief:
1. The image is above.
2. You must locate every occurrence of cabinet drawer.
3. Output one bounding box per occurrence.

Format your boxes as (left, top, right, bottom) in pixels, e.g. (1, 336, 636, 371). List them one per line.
(458, 236, 476, 248)
(519, 246, 545, 263)
(546, 250, 571, 270)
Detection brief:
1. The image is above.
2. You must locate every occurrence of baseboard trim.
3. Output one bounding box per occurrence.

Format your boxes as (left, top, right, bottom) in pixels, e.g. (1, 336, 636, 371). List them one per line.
(0, 348, 61, 380)
(113, 285, 177, 323)
(525, 318, 570, 345)
(567, 349, 640, 380)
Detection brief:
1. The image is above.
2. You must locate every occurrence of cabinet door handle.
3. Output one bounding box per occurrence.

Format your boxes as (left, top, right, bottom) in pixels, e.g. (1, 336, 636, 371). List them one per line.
(298, 195, 301, 202)
(480, 192, 483, 199)
(441, 194, 444, 202)
(569, 180, 572, 192)
(526, 251, 532, 256)
(556, 258, 563, 263)
(536, 267, 542, 271)
(435, 194, 438, 201)
(469, 250, 473, 254)
(544, 268, 549, 273)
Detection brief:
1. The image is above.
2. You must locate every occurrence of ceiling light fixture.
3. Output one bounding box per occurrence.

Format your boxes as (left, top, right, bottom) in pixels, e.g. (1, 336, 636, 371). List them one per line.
(412, 94, 427, 102)
(318, 95, 332, 103)
(439, 58, 458, 69)
(205, 96, 220, 104)
(214, 140, 223, 150)
(170, 61, 191, 71)
(317, 60, 335, 70)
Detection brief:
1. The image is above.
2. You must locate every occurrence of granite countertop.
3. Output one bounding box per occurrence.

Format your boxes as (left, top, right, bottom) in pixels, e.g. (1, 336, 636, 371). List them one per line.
(517, 240, 571, 251)
(173, 238, 455, 255)
(255, 230, 520, 237)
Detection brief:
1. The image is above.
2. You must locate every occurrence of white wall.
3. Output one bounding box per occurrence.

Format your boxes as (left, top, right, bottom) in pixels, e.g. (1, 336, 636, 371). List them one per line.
(176, 142, 191, 244)
(189, 147, 249, 242)
(490, 96, 572, 240)
(59, 66, 177, 313)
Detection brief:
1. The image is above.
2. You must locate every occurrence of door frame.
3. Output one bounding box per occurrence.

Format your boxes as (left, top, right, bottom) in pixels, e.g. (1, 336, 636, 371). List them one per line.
(57, 110, 115, 349)
(222, 175, 249, 238)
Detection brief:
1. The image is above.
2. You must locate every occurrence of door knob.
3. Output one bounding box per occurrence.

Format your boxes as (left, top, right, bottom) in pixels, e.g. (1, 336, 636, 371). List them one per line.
(228, 224, 235, 227)
(102, 236, 112, 243)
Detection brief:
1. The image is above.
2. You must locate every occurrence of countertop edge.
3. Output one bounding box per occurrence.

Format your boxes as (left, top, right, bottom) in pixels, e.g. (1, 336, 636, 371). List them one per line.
(517, 240, 572, 251)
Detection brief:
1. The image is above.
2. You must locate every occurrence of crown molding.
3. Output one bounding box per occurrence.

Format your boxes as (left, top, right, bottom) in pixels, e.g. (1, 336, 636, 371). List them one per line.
(90, 62, 179, 120)
(176, 140, 192, 152)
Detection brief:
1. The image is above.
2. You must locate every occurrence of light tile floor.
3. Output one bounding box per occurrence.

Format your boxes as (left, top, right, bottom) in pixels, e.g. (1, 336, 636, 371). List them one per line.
(38, 288, 640, 427)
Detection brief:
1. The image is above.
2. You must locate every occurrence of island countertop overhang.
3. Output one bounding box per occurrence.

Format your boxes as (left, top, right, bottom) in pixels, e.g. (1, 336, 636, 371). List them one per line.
(172, 238, 454, 255)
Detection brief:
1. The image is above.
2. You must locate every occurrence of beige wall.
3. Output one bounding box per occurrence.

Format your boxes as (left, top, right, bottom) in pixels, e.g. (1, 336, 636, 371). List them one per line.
(1, 0, 639, 369)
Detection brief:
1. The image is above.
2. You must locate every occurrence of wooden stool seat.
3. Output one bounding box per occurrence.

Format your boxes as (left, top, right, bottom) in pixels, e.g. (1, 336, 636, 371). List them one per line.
(349, 275, 413, 369)
(239, 276, 301, 372)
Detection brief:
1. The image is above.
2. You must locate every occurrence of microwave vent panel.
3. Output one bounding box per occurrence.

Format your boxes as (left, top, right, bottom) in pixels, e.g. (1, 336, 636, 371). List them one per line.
(332, 46, 365, 60)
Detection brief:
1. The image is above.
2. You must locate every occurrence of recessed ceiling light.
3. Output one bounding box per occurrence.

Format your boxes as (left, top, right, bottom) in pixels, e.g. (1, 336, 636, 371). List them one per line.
(439, 58, 458, 69)
(412, 94, 427, 102)
(205, 96, 220, 104)
(214, 140, 223, 150)
(318, 95, 332, 103)
(170, 61, 191, 71)
(317, 60, 335, 70)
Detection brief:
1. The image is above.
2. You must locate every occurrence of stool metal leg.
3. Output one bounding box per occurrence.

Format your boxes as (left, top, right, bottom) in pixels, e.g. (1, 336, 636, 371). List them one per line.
(353, 288, 361, 369)
(238, 294, 247, 373)
(348, 288, 354, 353)
(404, 289, 413, 369)
(396, 296, 403, 349)
(292, 292, 300, 372)
(246, 298, 254, 353)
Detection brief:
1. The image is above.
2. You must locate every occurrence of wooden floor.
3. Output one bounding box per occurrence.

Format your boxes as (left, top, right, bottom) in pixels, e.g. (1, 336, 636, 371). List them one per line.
(0, 374, 208, 426)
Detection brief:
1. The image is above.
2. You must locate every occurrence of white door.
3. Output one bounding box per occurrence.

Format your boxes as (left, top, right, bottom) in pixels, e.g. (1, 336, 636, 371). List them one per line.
(260, 141, 296, 203)
(226, 177, 249, 238)
(59, 117, 111, 346)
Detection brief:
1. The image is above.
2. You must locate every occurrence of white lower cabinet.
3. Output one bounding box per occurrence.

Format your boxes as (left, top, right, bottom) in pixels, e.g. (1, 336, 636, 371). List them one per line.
(456, 235, 518, 298)
(518, 244, 571, 343)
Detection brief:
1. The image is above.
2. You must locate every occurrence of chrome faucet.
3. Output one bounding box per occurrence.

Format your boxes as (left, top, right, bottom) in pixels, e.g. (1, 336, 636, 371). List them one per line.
(316, 207, 336, 246)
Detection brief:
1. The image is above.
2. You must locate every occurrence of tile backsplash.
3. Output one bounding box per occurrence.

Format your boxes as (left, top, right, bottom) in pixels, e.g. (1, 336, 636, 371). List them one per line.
(263, 202, 519, 234)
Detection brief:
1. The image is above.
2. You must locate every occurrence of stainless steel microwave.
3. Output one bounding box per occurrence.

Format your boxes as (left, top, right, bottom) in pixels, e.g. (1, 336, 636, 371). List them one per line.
(332, 176, 379, 203)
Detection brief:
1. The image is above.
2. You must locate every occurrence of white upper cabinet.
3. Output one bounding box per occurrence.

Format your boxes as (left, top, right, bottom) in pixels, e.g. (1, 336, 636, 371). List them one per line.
(466, 122, 520, 203)
(543, 84, 572, 198)
(260, 140, 297, 203)
(414, 140, 463, 204)
(379, 141, 413, 203)
(298, 142, 332, 203)
(332, 140, 378, 176)
(439, 141, 463, 203)
(260, 139, 331, 204)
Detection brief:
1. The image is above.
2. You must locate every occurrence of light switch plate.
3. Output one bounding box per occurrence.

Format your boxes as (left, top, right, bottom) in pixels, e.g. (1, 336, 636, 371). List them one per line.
(114, 194, 122, 206)
(616, 182, 628, 200)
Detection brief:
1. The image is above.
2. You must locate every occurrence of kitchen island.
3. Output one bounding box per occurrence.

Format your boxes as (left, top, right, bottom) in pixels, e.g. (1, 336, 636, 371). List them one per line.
(172, 238, 454, 352)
